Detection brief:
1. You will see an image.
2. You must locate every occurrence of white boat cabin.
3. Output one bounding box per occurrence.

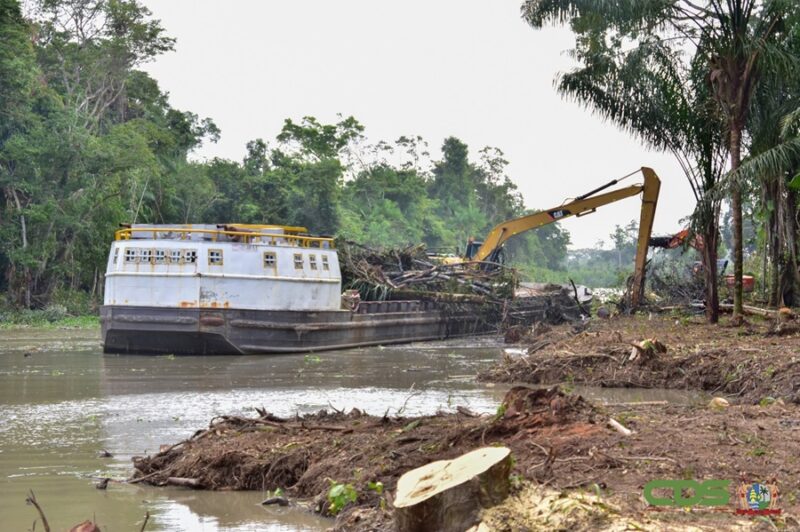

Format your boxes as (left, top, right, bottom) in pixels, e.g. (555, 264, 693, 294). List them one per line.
(103, 224, 342, 311)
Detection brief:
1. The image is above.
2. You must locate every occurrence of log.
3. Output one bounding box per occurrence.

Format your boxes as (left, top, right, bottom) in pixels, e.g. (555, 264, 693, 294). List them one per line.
(165, 477, 202, 489)
(608, 418, 633, 436)
(394, 447, 512, 532)
(261, 496, 289, 506)
(719, 303, 794, 319)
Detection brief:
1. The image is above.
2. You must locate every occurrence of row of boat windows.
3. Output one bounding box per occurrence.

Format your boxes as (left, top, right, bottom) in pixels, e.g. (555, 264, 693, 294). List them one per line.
(117, 248, 197, 264)
(115, 248, 330, 270)
(290, 253, 330, 271)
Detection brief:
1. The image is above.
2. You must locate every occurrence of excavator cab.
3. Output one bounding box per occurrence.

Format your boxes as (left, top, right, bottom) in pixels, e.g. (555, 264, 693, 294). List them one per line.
(464, 238, 482, 260)
(465, 238, 504, 265)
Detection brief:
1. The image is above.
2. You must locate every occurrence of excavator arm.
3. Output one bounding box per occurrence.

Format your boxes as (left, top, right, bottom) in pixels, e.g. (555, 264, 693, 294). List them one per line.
(471, 167, 661, 307)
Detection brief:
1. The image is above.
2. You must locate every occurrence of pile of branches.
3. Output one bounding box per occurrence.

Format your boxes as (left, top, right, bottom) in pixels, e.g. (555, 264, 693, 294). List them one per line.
(647, 259, 705, 307)
(336, 240, 516, 302)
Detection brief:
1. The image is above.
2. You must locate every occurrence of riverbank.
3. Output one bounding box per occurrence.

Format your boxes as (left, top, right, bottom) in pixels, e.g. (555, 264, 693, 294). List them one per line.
(130, 384, 799, 530)
(482, 312, 800, 405)
(0, 308, 98, 329)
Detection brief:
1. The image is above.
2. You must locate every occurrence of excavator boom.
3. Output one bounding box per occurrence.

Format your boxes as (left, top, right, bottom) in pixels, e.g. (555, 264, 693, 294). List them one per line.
(471, 167, 661, 307)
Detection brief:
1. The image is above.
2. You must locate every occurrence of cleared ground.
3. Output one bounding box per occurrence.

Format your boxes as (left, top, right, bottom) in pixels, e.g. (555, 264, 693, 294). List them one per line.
(131, 313, 800, 530)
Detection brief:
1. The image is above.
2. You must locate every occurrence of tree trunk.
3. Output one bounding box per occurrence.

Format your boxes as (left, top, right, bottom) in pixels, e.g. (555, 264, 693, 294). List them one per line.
(730, 126, 744, 322)
(785, 186, 799, 306)
(767, 177, 780, 307)
(394, 447, 512, 532)
(701, 221, 720, 323)
(10, 187, 31, 309)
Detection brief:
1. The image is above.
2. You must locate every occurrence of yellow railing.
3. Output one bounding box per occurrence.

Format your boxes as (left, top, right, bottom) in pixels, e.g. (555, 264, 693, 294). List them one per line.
(114, 227, 335, 249)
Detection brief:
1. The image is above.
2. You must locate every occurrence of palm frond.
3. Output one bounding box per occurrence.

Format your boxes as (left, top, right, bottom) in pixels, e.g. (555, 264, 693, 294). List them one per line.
(727, 136, 800, 187)
(521, 0, 673, 29)
(780, 105, 800, 139)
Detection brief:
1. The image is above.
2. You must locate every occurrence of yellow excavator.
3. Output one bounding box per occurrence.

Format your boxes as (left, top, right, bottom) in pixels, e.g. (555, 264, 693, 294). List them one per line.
(456, 167, 661, 307)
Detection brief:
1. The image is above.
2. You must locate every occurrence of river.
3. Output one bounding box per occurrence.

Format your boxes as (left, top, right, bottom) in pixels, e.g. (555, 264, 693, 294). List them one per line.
(0, 327, 697, 531)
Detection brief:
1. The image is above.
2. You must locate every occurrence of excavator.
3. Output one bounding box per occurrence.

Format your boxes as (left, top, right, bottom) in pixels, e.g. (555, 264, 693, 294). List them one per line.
(648, 228, 704, 251)
(455, 167, 661, 307)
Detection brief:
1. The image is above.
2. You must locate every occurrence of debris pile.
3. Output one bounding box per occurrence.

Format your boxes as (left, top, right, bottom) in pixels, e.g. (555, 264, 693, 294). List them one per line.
(129, 387, 600, 527)
(126, 377, 800, 530)
(647, 258, 705, 307)
(336, 240, 516, 302)
(482, 313, 800, 404)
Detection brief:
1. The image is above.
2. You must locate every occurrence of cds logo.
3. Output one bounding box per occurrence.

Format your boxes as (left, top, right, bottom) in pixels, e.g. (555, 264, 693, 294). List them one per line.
(643, 479, 730, 507)
(643, 479, 782, 516)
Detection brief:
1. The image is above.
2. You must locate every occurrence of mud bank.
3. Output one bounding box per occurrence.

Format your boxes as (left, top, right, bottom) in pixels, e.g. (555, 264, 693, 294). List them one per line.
(131, 386, 799, 530)
(482, 314, 800, 404)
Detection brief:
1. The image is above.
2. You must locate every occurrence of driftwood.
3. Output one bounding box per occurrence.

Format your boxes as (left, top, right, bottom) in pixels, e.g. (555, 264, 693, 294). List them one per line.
(165, 477, 202, 489)
(261, 496, 289, 506)
(25, 490, 51, 532)
(394, 447, 512, 532)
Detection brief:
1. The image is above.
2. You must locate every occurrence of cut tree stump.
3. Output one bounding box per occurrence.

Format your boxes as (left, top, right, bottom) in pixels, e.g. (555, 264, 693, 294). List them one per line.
(394, 446, 512, 532)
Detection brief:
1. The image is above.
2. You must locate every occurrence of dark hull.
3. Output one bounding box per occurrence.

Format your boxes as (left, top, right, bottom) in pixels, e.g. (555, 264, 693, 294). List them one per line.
(100, 300, 496, 355)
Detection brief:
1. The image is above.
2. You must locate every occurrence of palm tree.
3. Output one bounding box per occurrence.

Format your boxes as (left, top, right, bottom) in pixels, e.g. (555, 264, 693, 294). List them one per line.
(733, 104, 800, 305)
(522, 0, 797, 322)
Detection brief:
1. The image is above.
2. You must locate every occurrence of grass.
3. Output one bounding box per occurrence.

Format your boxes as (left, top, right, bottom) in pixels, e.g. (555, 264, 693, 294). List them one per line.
(0, 309, 99, 329)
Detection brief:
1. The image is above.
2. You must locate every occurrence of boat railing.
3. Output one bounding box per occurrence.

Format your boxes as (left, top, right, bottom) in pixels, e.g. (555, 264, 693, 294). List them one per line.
(114, 227, 335, 248)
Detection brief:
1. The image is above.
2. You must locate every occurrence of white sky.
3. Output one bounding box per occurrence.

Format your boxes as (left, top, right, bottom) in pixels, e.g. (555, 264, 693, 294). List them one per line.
(141, 0, 693, 249)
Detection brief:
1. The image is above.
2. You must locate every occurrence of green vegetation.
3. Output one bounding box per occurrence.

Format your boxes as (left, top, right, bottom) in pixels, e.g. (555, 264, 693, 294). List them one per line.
(523, 0, 800, 320)
(0, 0, 579, 313)
(327, 481, 358, 515)
(0, 306, 99, 328)
(3, 0, 799, 316)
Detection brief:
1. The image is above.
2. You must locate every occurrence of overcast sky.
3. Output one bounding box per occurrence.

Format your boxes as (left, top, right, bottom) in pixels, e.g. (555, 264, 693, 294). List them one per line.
(141, 0, 693, 249)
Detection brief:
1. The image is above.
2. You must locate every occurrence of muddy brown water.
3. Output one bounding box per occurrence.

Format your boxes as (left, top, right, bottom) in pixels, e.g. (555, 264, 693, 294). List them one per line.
(0, 328, 701, 531)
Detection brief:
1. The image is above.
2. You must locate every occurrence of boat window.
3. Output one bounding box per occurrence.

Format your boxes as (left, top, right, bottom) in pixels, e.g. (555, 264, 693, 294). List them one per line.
(293, 253, 303, 269)
(263, 252, 277, 268)
(169, 249, 182, 264)
(140, 249, 152, 264)
(113, 248, 119, 264)
(322, 255, 329, 271)
(185, 250, 197, 264)
(154, 249, 166, 264)
(309, 254, 317, 270)
(208, 249, 223, 266)
(125, 248, 137, 263)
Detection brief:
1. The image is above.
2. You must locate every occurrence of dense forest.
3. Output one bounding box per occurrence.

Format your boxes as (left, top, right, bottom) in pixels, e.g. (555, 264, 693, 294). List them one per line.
(2, 0, 799, 322)
(0, 0, 580, 313)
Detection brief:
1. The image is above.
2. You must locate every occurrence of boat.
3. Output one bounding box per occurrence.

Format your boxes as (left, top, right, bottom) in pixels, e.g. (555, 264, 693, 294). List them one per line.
(101, 224, 514, 355)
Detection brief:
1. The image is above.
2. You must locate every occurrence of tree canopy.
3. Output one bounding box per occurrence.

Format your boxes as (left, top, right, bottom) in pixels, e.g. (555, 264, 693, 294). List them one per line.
(0, 0, 579, 310)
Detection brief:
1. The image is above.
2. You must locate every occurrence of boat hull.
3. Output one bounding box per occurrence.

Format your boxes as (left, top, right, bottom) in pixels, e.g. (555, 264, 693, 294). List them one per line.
(100, 300, 496, 355)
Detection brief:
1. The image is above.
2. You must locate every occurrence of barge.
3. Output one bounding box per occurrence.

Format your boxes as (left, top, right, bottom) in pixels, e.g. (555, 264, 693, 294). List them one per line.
(101, 225, 498, 354)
